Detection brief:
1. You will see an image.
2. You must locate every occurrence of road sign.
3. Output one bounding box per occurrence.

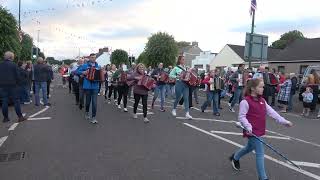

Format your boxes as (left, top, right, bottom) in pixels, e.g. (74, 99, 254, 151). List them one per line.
(244, 33, 268, 63)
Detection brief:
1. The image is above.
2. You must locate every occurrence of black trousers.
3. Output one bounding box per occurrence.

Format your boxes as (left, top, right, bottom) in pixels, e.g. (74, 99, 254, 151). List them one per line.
(134, 93, 148, 118)
(108, 85, 118, 100)
(68, 77, 72, 93)
(117, 85, 129, 108)
(47, 80, 51, 97)
(72, 81, 80, 104)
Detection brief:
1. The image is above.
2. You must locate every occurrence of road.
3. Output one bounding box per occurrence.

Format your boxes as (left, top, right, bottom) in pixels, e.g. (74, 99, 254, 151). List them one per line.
(0, 79, 320, 180)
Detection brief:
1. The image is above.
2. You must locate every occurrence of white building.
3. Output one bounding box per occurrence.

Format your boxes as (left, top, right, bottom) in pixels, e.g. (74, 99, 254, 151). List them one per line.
(96, 52, 111, 67)
(192, 51, 217, 72)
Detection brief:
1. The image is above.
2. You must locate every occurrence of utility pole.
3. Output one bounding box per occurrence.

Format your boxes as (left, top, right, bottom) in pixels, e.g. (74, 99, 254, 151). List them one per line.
(18, 0, 21, 31)
(248, 8, 256, 69)
(36, 30, 40, 58)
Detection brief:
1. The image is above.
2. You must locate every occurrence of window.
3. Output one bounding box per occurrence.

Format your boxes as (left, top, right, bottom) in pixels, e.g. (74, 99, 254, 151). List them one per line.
(278, 66, 285, 73)
(300, 65, 308, 75)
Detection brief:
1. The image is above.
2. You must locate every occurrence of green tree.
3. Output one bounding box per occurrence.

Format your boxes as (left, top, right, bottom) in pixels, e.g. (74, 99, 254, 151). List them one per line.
(0, 6, 21, 59)
(62, 59, 76, 65)
(271, 30, 305, 49)
(20, 33, 33, 61)
(47, 57, 62, 65)
(111, 49, 129, 67)
(144, 32, 178, 67)
(136, 51, 147, 65)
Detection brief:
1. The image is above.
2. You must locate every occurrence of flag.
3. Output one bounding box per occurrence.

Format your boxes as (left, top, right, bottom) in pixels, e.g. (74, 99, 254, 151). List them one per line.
(250, 0, 257, 16)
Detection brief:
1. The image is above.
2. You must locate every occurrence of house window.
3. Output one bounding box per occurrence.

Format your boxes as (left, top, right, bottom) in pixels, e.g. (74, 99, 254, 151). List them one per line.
(278, 66, 285, 73)
(300, 65, 308, 75)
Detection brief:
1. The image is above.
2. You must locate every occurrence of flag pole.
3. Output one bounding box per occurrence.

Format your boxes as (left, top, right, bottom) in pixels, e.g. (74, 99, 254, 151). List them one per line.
(248, 10, 255, 69)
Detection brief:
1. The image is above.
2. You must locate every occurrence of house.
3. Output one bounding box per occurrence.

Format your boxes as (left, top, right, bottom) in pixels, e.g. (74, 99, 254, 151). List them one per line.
(191, 51, 217, 73)
(268, 38, 320, 75)
(210, 44, 282, 70)
(179, 41, 202, 67)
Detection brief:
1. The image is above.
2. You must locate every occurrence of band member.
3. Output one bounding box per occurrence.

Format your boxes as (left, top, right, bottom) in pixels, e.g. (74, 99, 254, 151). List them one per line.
(201, 70, 221, 116)
(107, 64, 118, 104)
(127, 63, 151, 123)
(229, 64, 245, 113)
(169, 55, 192, 119)
(151, 62, 167, 112)
(114, 63, 129, 112)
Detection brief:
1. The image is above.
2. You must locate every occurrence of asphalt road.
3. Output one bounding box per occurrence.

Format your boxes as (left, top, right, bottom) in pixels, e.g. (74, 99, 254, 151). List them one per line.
(0, 79, 320, 180)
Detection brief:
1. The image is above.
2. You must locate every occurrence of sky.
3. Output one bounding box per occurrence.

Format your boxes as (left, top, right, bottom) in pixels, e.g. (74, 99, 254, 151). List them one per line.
(2, 0, 320, 60)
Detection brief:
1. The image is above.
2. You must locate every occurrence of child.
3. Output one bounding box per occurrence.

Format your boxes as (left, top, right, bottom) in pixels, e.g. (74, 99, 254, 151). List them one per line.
(301, 87, 313, 117)
(127, 63, 150, 123)
(229, 78, 293, 180)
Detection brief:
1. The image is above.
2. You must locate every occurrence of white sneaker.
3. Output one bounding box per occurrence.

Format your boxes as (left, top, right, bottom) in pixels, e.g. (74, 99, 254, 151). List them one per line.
(317, 114, 320, 118)
(98, 93, 101, 96)
(228, 103, 231, 107)
(118, 105, 121, 109)
(91, 118, 98, 124)
(172, 109, 177, 117)
(229, 107, 235, 113)
(124, 108, 128, 112)
(144, 118, 150, 123)
(186, 112, 193, 120)
(133, 114, 138, 119)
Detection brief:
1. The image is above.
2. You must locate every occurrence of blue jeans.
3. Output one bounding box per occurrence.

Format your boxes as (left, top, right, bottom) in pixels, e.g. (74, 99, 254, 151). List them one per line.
(152, 84, 166, 109)
(85, 89, 98, 118)
(34, 82, 48, 106)
(287, 93, 294, 111)
(201, 91, 219, 113)
(0, 87, 23, 118)
(231, 87, 243, 108)
(19, 85, 31, 103)
(234, 137, 267, 180)
(173, 80, 189, 112)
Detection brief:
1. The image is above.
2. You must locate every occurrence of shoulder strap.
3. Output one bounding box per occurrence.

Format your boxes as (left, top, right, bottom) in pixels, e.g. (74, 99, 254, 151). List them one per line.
(176, 66, 186, 72)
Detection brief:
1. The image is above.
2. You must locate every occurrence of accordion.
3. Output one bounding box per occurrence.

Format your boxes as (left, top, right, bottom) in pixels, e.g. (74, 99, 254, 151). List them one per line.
(181, 71, 198, 86)
(159, 72, 169, 83)
(86, 67, 104, 81)
(209, 77, 223, 91)
(138, 76, 156, 90)
(119, 72, 127, 83)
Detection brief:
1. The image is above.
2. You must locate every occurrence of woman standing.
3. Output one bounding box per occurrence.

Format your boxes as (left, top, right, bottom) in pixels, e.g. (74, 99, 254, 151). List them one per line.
(277, 74, 292, 113)
(115, 64, 129, 112)
(107, 64, 118, 104)
(169, 55, 192, 119)
(306, 69, 320, 111)
(127, 63, 150, 123)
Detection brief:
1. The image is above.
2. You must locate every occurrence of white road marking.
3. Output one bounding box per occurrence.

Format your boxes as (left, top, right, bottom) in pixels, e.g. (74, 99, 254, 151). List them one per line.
(8, 123, 19, 131)
(183, 123, 320, 180)
(176, 117, 236, 123)
(28, 117, 52, 121)
(210, 130, 291, 140)
(266, 130, 320, 148)
(136, 112, 154, 115)
(29, 106, 49, 118)
(291, 161, 320, 169)
(0, 136, 8, 147)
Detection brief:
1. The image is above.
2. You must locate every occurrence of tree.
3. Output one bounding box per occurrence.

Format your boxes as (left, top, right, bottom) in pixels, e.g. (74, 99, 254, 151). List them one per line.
(271, 30, 305, 49)
(47, 57, 61, 65)
(62, 59, 76, 65)
(111, 49, 129, 67)
(176, 41, 190, 49)
(39, 52, 45, 59)
(20, 33, 33, 61)
(136, 51, 147, 65)
(0, 6, 20, 59)
(144, 32, 178, 67)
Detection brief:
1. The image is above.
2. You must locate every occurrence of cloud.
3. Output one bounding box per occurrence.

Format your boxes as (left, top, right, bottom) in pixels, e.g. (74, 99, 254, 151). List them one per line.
(90, 27, 151, 40)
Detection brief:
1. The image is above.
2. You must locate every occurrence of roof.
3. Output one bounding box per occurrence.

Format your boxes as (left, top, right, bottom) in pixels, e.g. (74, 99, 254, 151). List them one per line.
(227, 44, 282, 62)
(179, 45, 202, 54)
(270, 38, 320, 62)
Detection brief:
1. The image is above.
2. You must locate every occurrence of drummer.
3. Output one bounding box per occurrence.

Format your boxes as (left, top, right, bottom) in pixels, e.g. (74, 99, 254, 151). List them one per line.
(151, 62, 167, 112)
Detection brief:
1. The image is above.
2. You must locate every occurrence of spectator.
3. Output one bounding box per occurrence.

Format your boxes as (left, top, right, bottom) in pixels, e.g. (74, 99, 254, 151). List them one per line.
(305, 69, 320, 111)
(301, 87, 313, 117)
(277, 74, 292, 113)
(34, 57, 51, 107)
(17, 61, 31, 104)
(288, 73, 297, 111)
(44, 60, 54, 99)
(0, 51, 26, 123)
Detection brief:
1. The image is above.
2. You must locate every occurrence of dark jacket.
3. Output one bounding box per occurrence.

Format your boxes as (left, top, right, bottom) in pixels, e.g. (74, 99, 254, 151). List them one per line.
(291, 77, 298, 95)
(18, 67, 29, 86)
(230, 69, 244, 88)
(34, 63, 51, 82)
(0, 59, 20, 88)
(47, 65, 54, 81)
(151, 68, 166, 85)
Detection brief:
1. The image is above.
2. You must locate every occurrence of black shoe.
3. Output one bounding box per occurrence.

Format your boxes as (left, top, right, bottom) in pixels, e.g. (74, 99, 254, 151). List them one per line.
(219, 106, 223, 110)
(229, 154, 240, 171)
(214, 112, 220, 116)
(79, 104, 83, 110)
(45, 103, 51, 107)
(3, 118, 10, 123)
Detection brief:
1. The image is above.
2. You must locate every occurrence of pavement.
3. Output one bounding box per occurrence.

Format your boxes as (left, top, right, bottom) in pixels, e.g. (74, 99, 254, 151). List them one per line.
(0, 78, 320, 180)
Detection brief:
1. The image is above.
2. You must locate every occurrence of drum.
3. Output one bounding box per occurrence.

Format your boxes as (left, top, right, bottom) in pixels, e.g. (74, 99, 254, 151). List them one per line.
(138, 76, 156, 90)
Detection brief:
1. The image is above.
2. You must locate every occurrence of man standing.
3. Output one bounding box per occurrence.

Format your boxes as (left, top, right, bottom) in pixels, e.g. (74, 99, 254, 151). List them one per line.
(44, 60, 54, 99)
(34, 57, 51, 107)
(229, 64, 245, 112)
(0, 51, 26, 123)
(77, 53, 101, 124)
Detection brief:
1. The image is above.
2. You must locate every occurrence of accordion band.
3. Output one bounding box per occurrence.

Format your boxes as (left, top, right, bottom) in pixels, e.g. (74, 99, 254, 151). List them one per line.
(138, 76, 156, 90)
(181, 71, 198, 86)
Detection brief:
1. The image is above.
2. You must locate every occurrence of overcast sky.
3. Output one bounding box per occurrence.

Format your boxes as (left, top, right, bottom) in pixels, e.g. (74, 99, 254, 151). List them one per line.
(2, 0, 320, 60)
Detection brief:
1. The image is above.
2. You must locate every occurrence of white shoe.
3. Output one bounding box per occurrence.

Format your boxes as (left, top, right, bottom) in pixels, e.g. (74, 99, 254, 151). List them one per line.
(133, 114, 138, 119)
(317, 115, 320, 118)
(172, 109, 177, 117)
(186, 112, 193, 120)
(229, 107, 235, 113)
(23, 102, 31, 105)
(91, 118, 98, 124)
(98, 93, 101, 96)
(144, 118, 150, 123)
(124, 108, 128, 112)
(118, 105, 121, 109)
(228, 103, 231, 107)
